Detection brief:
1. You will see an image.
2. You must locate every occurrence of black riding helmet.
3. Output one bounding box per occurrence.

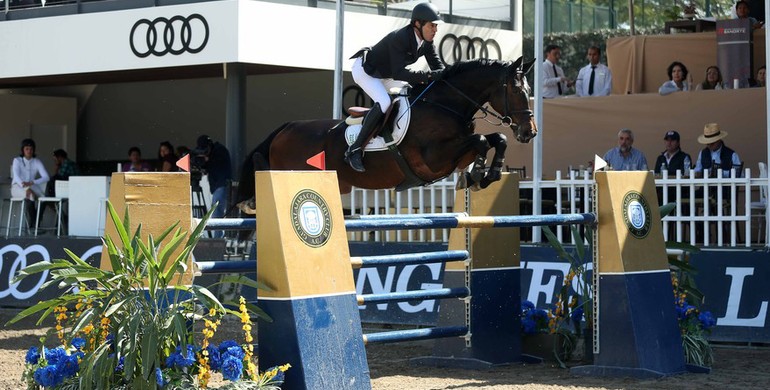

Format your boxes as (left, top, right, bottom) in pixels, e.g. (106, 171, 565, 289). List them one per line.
(411, 2, 444, 24)
(20, 138, 36, 157)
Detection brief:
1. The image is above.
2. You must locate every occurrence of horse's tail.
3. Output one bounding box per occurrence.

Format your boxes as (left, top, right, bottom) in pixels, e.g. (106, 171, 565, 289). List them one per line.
(234, 123, 288, 206)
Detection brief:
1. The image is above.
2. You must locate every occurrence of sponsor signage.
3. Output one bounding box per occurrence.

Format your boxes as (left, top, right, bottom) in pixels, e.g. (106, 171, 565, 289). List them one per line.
(716, 18, 753, 88)
(5, 239, 764, 343)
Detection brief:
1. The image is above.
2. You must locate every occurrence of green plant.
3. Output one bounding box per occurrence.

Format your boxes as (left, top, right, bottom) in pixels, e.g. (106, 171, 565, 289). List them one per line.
(542, 224, 593, 367)
(661, 202, 715, 367)
(8, 202, 282, 389)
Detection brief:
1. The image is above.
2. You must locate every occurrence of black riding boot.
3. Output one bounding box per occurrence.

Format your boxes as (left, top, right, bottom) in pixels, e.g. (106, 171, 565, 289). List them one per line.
(345, 103, 384, 173)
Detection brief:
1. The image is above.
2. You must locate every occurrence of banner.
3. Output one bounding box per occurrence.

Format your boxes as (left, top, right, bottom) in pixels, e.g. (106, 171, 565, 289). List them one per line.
(716, 18, 753, 88)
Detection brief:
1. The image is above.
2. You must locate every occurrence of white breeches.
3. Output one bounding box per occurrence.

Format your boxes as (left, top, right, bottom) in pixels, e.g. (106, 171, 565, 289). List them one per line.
(352, 57, 407, 114)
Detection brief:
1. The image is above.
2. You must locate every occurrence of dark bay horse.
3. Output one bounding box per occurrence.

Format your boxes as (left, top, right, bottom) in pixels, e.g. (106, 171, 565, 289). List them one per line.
(236, 57, 536, 211)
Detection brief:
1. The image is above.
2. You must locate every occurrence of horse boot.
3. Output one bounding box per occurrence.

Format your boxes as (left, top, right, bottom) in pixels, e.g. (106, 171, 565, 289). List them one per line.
(344, 103, 384, 173)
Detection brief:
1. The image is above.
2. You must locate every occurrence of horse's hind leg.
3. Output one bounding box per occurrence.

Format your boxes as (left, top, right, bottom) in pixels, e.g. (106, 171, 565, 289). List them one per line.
(479, 133, 507, 189)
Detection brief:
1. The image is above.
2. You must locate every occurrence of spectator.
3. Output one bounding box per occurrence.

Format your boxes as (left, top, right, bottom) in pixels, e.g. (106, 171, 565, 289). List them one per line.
(11, 138, 50, 229)
(46, 149, 79, 197)
(194, 135, 232, 236)
(575, 46, 612, 97)
(603, 128, 648, 171)
(694, 123, 742, 178)
(542, 44, 572, 98)
(750, 65, 766, 87)
(735, 0, 764, 30)
(177, 145, 191, 158)
(659, 61, 692, 95)
(695, 66, 725, 90)
(158, 141, 178, 172)
(654, 131, 692, 175)
(122, 146, 152, 172)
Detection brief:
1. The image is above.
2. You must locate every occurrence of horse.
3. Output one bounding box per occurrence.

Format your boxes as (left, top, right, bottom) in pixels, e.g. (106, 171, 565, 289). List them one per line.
(235, 56, 537, 212)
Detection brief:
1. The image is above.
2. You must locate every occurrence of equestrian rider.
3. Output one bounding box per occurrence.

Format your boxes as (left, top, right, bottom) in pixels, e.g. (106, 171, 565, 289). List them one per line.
(346, 2, 446, 173)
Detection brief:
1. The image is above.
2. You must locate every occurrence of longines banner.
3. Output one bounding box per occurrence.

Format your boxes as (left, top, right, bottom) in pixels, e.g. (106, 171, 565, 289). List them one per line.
(2, 239, 767, 343)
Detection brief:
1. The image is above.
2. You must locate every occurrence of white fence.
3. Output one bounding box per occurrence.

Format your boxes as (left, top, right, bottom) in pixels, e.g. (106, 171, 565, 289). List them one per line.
(345, 170, 770, 248)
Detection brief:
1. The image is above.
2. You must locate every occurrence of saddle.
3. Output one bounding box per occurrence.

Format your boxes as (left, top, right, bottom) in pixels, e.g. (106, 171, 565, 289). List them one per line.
(342, 94, 412, 151)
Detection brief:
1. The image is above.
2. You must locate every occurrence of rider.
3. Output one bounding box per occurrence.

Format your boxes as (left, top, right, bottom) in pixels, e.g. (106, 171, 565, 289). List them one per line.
(346, 2, 446, 173)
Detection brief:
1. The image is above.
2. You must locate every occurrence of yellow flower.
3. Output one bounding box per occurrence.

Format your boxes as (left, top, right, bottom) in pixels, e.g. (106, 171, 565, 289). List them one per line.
(279, 363, 291, 372)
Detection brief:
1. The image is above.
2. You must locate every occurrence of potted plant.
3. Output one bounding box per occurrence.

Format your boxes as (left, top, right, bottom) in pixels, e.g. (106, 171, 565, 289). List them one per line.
(9, 202, 288, 389)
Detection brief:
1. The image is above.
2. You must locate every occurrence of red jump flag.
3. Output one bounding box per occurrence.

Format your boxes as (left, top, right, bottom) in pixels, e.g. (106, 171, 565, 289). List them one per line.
(306, 151, 326, 170)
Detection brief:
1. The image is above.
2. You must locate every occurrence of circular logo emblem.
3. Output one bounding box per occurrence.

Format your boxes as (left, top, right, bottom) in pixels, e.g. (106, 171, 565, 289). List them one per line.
(290, 190, 332, 248)
(129, 14, 209, 58)
(622, 191, 652, 239)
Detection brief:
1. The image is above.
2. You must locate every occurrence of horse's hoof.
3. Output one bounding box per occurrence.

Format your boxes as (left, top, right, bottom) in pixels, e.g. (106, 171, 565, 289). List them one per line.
(470, 183, 482, 192)
(237, 201, 256, 215)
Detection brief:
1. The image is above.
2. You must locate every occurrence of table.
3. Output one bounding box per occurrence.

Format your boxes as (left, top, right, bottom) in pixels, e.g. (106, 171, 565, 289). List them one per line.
(664, 19, 717, 34)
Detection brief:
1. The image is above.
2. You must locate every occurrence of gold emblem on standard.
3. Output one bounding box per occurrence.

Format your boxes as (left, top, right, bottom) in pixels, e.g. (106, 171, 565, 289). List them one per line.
(622, 191, 651, 239)
(290, 189, 332, 247)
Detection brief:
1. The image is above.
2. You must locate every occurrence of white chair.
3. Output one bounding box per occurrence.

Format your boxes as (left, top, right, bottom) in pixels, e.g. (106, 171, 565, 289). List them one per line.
(35, 180, 69, 237)
(5, 197, 28, 238)
(750, 162, 768, 244)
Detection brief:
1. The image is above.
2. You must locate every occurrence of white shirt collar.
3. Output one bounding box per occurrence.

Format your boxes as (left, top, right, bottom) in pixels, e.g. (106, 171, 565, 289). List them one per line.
(414, 30, 424, 49)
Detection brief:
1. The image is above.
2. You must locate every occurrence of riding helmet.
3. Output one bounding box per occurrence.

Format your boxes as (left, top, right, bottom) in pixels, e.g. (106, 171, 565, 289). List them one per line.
(411, 2, 444, 24)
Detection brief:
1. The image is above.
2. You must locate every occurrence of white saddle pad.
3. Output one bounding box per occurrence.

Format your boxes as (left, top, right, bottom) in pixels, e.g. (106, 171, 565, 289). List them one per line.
(344, 95, 411, 152)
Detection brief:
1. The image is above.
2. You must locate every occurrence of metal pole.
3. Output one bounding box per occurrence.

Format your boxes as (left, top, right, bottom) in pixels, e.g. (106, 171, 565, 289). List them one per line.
(533, 0, 544, 242)
(332, 0, 345, 119)
(765, 1, 769, 247)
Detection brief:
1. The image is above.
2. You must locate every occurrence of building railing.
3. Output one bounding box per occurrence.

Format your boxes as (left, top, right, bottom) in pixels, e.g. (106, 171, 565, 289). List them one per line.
(346, 169, 770, 248)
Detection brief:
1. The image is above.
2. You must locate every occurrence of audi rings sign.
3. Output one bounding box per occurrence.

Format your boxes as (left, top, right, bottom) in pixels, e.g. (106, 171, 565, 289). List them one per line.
(438, 34, 502, 65)
(130, 14, 209, 58)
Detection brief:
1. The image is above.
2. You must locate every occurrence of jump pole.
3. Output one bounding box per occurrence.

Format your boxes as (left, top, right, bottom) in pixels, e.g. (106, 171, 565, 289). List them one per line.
(254, 171, 370, 390)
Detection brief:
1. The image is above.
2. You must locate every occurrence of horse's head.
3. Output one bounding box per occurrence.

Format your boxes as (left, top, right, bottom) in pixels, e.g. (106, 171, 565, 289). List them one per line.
(487, 57, 538, 144)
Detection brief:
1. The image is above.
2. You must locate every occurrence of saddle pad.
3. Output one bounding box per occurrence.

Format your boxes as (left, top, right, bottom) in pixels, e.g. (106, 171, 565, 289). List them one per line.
(344, 95, 411, 152)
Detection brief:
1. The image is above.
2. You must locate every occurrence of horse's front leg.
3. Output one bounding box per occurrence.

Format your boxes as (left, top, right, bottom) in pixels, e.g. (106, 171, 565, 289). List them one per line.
(456, 134, 491, 191)
(479, 132, 507, 189)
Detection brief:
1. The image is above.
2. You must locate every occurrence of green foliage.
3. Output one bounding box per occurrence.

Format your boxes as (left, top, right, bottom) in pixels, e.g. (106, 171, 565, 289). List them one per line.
(9, 202, 277, 388)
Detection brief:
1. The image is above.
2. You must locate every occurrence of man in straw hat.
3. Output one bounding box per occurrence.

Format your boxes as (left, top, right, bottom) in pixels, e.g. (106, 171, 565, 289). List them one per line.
(693, 123, 742, 178)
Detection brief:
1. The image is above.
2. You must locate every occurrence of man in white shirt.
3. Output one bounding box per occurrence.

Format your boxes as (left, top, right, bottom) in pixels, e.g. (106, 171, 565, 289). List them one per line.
(575, 46, 612, 97)
(542, 44, 572, 98)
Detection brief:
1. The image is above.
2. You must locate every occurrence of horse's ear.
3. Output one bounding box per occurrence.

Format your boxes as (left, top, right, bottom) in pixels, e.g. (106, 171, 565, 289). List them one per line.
(511, 56, 523, 70)
(521, 58, 536, 75)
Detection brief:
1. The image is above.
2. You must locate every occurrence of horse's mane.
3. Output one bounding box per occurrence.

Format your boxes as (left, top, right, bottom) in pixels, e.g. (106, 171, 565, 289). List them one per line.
(440, 58, 511, 79)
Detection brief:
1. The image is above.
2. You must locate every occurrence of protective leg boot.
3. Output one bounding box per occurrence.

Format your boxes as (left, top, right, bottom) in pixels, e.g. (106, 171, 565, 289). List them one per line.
(345, 103, 384, 173)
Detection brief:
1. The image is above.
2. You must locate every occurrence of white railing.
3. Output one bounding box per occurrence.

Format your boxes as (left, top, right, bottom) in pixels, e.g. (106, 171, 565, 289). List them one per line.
(346, 170, 770, 248)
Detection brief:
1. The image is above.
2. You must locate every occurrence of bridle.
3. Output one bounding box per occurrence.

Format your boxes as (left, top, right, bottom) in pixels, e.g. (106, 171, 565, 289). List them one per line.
(439, 65, 533, 129)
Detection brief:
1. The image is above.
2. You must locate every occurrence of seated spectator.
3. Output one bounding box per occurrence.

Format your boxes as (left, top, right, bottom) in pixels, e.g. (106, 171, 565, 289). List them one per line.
(735, 0, 764, 30)
(603, 128, 648, 171)
(695, 66, 725, 90)
(693, 123, 743, 178)
(45, 149, 79, 197)
(750, 65, 766, 87)
(122, 146, 152, 172)
(11, 138, 50, 229)
(659, 61, 692, 95)
(158, 141, 178, 172)
(654, 131, 692, 176)
(575, 46, 612, 97)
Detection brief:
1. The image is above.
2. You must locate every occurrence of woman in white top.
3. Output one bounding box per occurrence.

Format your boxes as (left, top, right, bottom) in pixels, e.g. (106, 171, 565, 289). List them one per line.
(659, 61, 692, 95)
(12, 138, 49, 201)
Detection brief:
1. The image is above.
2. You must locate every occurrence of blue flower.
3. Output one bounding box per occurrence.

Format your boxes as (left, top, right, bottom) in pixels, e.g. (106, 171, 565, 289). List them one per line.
(521, 300, 535, 311)
(25, 346, 40, 364)
(522, 317, 537, 334)
(58, 354, 80, 378)
(166, 345, 195, 369)
(155, 367, 167, 387)
(221, 356, 243, 381)
(571, 307, 584, 324)
(115, 356, 125, 372)
(222, 345, 245, 361)
(698, 311, 716, 329)
(34, 365, 63, 387)
(206, 344, 222, 371)
(71, 337, 86, 350)
(218, 340, 239, 353)
(45, 347, 67, 366)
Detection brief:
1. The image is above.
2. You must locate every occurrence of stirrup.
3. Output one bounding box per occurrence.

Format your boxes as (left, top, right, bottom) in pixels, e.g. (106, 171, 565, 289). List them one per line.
(345, 149, 365, 172)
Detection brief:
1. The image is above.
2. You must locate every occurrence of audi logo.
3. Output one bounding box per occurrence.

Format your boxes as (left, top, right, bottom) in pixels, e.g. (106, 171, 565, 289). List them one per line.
(130, 14, 209, 58)
(438, 34, 502, 65)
